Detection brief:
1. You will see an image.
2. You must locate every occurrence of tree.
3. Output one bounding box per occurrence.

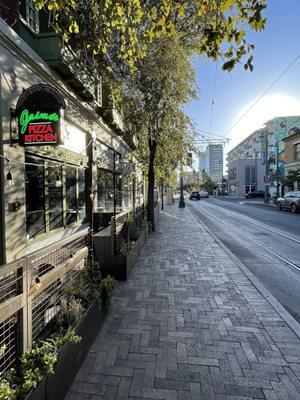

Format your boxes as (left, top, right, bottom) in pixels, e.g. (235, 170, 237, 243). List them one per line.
(203, 177, 215, 194)
(284, 170, 300, 190)
(34, 0, 267, 74)
(123, 38, 197, 229)
(33, 0, 267, 228)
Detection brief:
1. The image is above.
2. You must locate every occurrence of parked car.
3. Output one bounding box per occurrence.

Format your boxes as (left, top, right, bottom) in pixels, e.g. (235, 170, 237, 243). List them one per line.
(189, 191, 201, 200)
(277, 191, 300, 213)
(244, 191, 270, 199)
(199, 190, 209, 198)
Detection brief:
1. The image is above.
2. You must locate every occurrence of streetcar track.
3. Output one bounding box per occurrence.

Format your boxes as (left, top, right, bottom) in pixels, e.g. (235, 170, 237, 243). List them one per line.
(199, 200, 300, 245)
(190, 202, 300, 272)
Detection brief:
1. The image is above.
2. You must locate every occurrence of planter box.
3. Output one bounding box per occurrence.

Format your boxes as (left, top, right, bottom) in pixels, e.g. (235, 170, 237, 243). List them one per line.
(28, 298, 105, 400)
(94, 228, 147, 281)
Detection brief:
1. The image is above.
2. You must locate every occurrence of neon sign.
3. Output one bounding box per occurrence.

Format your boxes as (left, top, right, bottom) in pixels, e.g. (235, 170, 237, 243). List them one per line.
(16, 84, 66, 146)
(19, 109, 59, 134)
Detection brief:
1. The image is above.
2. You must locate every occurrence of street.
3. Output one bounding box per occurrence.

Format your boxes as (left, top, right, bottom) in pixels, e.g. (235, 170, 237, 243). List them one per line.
(188, 196, 300, 323)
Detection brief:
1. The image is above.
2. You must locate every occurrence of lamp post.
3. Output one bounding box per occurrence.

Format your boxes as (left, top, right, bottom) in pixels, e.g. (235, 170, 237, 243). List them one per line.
(179, 161, 185, 208)
(264, 130, 270, 203)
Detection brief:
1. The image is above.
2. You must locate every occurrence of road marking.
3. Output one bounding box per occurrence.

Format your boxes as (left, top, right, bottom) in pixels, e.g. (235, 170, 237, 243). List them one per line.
(190, 204, 300, 272)
(196, 200, 300, 245)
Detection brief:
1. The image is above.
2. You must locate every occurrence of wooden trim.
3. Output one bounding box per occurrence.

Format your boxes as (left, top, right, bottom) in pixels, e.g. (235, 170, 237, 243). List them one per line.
(0, 294, 25, 324)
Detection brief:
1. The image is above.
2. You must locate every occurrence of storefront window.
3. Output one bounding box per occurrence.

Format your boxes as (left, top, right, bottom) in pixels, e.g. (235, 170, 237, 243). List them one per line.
(123, 175, 133, 210)
(136, 180, 144, 206)
(25, 156, 86, 239)
(25, 157, 45, 238)
(96, 141, 114, 167)
(116, 174, 122, 211)
(78, 169, 86, 220)
(66, 166, 77, 225)
(48, 165, 63, 231)
(97, 169, 114, 212)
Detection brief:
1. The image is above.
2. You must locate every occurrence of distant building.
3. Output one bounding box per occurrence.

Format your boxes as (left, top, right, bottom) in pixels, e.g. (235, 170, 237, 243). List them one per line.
(227, 129, 263, 196)
(227, 116, 300, 196)
(207, 144, 223, 182)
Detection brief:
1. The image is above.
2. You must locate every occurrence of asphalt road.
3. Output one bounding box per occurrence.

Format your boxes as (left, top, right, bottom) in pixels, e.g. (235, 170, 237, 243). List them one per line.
(188, 196, 300, 323)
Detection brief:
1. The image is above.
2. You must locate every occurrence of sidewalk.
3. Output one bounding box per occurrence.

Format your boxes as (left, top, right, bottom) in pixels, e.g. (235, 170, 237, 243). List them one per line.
(66, 205, 300, 400)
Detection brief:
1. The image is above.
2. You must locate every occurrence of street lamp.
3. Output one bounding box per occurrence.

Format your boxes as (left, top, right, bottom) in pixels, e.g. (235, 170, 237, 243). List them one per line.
(179, 161, 185, 208)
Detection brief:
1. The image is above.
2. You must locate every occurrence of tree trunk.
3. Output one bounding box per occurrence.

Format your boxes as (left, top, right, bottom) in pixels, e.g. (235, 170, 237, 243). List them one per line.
(161, 180, 164, 210)
(147, 139, 157, 231)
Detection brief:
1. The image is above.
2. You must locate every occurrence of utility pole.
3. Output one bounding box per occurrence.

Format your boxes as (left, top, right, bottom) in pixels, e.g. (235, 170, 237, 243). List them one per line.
(276, 140, 280, 198)
(264, 131, 270, 203)
(254, 151, 258, 191)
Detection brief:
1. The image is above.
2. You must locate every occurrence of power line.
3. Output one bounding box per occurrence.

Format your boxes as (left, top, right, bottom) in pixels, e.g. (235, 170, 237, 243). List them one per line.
(196, 129, 225, 138)
(223, 54, 300, 137)
(208, 61, 218, 135)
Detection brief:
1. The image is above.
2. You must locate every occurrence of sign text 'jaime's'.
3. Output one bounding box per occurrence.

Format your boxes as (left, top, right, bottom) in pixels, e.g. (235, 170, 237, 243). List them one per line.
(16, 84, 66, 146)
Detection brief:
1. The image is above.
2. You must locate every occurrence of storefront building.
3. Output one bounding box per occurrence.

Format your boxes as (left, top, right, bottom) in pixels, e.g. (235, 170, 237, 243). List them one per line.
(0, 3, 142, 375)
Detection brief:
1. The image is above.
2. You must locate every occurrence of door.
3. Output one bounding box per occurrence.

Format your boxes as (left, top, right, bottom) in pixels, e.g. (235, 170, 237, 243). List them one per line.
(245, 185, 250, 194)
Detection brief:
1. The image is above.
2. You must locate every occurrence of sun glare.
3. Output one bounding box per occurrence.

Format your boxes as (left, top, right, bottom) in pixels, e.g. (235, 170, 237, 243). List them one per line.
(226, 94, 300, 151)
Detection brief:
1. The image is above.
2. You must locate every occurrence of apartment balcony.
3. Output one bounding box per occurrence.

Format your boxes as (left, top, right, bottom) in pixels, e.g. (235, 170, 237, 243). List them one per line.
(19, 27, 95, 101)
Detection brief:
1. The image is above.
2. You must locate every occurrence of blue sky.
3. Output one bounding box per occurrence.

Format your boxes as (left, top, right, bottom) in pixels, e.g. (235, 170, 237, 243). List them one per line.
(186, 0, 300, 159)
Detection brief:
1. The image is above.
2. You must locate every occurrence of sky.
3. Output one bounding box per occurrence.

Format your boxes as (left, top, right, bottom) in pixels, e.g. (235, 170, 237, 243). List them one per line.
(186, 0, 300, 168)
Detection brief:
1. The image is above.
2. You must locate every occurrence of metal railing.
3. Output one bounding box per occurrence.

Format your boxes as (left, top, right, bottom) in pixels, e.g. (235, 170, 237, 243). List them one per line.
(0, 232, 88, 376)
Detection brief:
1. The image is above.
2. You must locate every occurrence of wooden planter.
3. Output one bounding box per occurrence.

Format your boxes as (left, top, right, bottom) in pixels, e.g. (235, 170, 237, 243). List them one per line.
(28, 298, 105, 400)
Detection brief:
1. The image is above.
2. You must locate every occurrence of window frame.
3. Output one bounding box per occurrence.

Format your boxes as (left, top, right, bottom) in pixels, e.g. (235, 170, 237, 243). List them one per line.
(25, 155, 87, 242)
(20, 0, 40, 34)
(294, 143, 300, 161)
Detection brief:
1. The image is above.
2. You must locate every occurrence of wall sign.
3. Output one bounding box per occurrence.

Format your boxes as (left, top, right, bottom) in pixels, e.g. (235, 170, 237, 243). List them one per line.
(16, 84, 66, 146)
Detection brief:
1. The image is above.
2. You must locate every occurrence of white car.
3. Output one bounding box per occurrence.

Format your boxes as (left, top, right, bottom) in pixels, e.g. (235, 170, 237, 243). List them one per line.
(199, 190, 209, 198)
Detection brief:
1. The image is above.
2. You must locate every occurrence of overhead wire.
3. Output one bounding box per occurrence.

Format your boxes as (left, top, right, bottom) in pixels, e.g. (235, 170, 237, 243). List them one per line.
(223, 54, 300, 137)
(208, 61, 218, 136)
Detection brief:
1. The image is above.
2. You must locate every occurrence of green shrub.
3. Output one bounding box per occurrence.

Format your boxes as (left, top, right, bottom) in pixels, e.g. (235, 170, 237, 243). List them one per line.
(99, 275, 116, 314)
(120, 242, 134, 256)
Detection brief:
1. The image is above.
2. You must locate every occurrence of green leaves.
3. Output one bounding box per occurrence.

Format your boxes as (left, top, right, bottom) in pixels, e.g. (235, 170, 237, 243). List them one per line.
(244, 55, 254, 72)
(34, 0, 267, 74)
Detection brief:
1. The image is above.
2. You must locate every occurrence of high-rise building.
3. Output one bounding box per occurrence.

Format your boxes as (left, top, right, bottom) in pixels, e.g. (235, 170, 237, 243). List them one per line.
(207, 144, 223, 182)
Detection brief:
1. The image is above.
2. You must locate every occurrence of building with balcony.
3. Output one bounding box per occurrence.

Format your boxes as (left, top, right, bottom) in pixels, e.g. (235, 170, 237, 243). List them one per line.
(227, 116, 300, 196)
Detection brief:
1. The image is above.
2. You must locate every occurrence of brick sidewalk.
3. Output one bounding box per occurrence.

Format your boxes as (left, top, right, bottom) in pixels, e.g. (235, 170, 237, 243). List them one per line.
(66, 205, 300, 400)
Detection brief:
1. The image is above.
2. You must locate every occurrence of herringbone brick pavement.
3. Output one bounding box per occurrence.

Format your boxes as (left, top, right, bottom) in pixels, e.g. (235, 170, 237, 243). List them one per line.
(66, 205, 300, 399)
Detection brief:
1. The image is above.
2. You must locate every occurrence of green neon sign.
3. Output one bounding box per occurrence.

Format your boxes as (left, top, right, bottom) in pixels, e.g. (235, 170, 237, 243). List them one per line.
(19, 109, 59, 134)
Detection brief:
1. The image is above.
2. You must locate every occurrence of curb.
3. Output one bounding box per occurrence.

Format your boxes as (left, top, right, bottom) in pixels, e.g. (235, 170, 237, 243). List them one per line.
(189, 206, 300, 340)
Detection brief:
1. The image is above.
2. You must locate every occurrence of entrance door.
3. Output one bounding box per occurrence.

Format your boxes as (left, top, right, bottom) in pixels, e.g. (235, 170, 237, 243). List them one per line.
(251, 185, 256, 193)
